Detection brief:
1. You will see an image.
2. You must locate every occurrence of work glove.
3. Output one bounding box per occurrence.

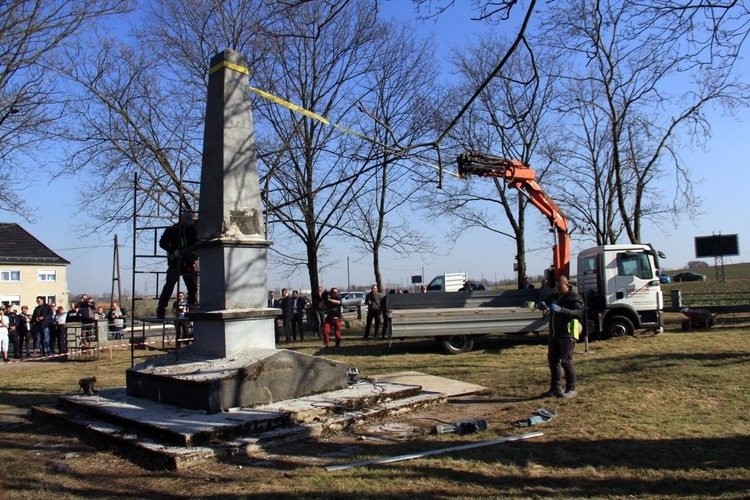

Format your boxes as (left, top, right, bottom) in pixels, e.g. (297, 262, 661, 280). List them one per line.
(536, 302, 547, 311)
(550, 304, 560, 312)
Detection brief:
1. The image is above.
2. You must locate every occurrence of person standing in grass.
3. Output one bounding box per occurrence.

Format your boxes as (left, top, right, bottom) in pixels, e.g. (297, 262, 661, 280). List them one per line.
(107, 302, 125, 340)
(322, 288, 343, 348)
(7, 306, 19, 359)
(537, 276, 583, 398)
(16, 305, 32, 358)
(0, 305, 9, 362)
(363, 284, 382, 339)
(32, 296, 54, 357)
(311, 286, 326, 339)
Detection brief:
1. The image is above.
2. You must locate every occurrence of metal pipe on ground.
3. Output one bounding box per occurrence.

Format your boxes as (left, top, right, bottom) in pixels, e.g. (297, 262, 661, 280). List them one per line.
(325, 431, 543, 471)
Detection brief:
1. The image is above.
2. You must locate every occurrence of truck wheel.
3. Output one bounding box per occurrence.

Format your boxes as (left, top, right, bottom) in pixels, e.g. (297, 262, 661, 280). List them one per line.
(603, 316, 634, 339)
(436, 335, 475, 355)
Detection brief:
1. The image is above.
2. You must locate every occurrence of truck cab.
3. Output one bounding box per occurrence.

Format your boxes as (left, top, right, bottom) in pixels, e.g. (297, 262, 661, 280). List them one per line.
(577, 244, 665, 338)
(426, 272, 468, 293)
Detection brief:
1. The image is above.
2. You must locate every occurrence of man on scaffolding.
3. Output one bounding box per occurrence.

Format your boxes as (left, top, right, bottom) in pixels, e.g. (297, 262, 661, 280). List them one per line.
(156, 211, 198, 319)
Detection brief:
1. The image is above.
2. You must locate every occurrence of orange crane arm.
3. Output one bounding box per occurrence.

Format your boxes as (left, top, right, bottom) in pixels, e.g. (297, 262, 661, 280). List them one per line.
(456, 153, 570, 283)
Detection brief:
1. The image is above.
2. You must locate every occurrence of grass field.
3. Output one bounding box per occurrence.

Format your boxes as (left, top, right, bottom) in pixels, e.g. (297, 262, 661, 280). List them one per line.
(0, 281, 749, 498)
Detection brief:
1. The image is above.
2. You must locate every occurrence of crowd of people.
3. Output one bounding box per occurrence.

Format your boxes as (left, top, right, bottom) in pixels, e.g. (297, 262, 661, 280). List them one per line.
(264, 284, 423, 350)
(1, 296, 126, 361)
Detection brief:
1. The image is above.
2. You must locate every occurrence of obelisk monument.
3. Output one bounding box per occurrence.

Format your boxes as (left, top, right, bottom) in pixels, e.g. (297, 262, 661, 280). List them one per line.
(188, 48, 276, 357)
(126, 50, 347, 413)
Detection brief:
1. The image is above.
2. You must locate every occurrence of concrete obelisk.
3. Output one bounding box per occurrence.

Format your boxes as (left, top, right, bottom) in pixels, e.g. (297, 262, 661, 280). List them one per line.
(188, 48, 276, 356)
(126, 50, 347, 413)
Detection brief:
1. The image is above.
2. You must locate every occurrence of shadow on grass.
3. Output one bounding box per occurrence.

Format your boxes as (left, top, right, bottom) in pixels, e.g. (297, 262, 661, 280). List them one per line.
(258, 434, 750, 497)
(0, 388, 65, 409)
(593, 351, 750, 375)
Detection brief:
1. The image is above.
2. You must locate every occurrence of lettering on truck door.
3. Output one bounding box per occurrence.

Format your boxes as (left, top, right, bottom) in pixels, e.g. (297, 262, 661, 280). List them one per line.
(612, 251, 658, 307)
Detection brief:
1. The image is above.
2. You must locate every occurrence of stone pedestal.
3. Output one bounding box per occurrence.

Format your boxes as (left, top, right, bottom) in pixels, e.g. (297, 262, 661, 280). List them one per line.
(191, 238, 277, 357)
(190, 309, 276, 357)
(126, 349, 348, 414)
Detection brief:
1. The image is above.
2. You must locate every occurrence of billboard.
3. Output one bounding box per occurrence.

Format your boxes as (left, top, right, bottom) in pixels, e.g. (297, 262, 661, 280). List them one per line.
(694, 234, 739, 258)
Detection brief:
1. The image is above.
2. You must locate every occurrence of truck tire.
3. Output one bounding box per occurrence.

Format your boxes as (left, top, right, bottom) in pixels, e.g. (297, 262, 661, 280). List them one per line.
(603, 316, 634, 339)
(436, 335, 475, 355)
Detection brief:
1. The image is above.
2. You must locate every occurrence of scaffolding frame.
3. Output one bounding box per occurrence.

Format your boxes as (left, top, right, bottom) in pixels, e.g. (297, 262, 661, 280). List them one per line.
(129, 167, 199, 366)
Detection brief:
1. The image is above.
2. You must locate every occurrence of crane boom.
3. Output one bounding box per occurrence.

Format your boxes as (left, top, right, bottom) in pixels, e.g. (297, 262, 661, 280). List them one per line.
(456, 152, 570, 283)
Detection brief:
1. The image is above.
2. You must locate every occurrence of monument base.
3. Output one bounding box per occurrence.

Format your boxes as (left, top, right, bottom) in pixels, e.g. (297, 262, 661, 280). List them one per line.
(189, 308, 279, 358)
(126, 347, 348, 414)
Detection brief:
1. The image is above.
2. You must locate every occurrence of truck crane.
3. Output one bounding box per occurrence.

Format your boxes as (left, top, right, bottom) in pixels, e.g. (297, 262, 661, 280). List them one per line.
(456, 152, 570, 285)
(380, 153, 665, 354)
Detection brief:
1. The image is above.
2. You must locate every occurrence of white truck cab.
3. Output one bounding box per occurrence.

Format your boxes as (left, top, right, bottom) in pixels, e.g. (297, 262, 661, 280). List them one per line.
(577, 244, 665, 338)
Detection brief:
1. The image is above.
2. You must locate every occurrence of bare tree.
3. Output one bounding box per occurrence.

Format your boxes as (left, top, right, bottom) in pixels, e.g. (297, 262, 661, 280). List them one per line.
(59, 36, 203, 227)
(545, 75, 624, 246)
(425, 33, 558, 285)
(52, 0, 391, 295)
(338, 21, 440, 289)
(0, 0, 131, 219)
(56, 0, 294, 229)
(252, 1, 391, 291)
(540, 0, 750, 244)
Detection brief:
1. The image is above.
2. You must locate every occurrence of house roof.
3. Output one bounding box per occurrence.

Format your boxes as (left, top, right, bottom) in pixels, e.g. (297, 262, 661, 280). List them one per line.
(0, 223, 70, 265)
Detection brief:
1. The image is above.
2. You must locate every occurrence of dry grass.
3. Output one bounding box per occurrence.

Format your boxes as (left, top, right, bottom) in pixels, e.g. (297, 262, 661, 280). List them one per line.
(0, 311, 749, 499)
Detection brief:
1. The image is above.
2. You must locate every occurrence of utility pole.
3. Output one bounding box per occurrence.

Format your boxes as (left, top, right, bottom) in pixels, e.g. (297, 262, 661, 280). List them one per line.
(110, 234, 122, 308)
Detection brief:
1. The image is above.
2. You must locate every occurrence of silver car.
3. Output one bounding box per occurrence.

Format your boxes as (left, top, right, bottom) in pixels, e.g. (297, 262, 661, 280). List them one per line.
(340, 291, 366, 311)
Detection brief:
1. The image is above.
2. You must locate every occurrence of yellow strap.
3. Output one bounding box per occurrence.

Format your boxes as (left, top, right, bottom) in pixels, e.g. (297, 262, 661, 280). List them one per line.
(209, 60, 250, 76)
(247, 85, 458, 178)
(333, 123, 371, 142)
(249, 86, 329, 125)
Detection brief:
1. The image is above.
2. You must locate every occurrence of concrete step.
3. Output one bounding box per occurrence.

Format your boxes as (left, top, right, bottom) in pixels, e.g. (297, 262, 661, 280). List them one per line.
(33, 380, 445, 470)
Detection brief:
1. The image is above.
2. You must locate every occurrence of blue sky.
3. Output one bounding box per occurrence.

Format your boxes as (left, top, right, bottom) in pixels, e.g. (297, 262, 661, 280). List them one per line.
(5, 2, 748, 296)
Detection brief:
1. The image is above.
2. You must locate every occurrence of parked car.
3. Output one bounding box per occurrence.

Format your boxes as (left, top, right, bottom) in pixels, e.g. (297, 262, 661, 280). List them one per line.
(341, 291, 366, 311)
(659, 273, 671, 284)
(457, 281, 487, 291)
(672, 271, 707, 282)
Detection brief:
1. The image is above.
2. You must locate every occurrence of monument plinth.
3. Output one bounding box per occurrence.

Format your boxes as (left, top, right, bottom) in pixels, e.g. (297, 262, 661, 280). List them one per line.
(126, 49, 347, 412)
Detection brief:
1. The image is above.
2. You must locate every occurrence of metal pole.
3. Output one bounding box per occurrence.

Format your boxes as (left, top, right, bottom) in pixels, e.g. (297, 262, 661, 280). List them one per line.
(131, 173, 137, 367)
(326, 431, 543, 471)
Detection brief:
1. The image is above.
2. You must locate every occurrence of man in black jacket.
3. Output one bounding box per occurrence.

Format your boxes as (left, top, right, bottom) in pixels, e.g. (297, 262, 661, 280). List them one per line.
(289, 290, 309, 342)
(363, 285, 382, 339)
(279, 288, 293, 342)
(537, 276, 583, 398)
(157, 212, 198, 319)
(311, 287, 326, 339)
(322, 288, 343, 348)
(519, 276, 535, 290)
(32, 296, 54, 357)
(16, 305, 32, 358)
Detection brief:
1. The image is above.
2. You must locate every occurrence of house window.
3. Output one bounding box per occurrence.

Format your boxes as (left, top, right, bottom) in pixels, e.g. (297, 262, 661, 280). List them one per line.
(1, 295, 21, 308)
(38, 270, 57, 282)
(1, 270, 20, 282)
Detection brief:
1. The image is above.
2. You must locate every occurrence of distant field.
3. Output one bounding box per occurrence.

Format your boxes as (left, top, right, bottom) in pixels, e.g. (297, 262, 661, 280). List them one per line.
(662, 262, 749, 307)
(665, 261, 750, 281)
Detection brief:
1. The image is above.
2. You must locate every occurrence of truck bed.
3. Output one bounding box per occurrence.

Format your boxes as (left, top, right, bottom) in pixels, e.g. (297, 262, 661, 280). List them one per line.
(386, 289, 549, 338)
